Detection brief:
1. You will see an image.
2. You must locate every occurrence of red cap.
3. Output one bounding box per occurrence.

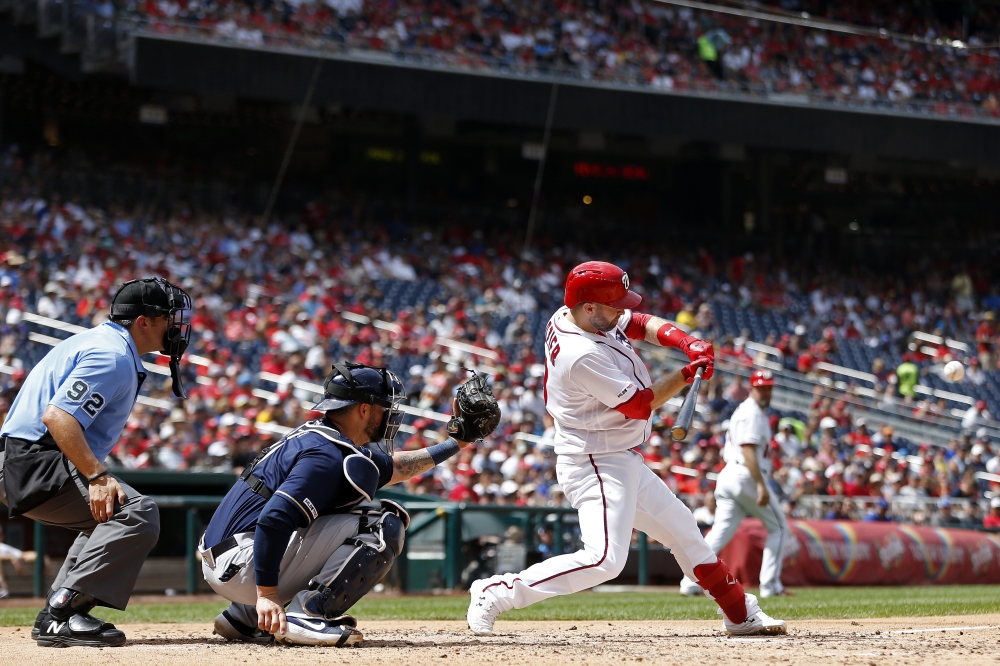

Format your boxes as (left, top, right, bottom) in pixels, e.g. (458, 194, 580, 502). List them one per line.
(749, 368, 775, 387)
(564, 261, 642, 309)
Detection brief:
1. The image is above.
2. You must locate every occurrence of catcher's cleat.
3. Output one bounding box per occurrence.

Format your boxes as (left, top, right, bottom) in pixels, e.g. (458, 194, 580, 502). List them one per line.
(467, 579, 502, 636)
(722, 594, 787, 636)
(36, 587, 126, 648)
(277, 613, 363, 646)
(213, 610, 274, 644)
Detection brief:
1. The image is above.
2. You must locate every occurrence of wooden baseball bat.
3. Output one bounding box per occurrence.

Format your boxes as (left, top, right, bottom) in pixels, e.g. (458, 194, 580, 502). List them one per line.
(671, 367, 704, 441)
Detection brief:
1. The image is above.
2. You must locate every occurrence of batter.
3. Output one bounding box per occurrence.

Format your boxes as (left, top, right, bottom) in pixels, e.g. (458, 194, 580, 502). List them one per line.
(466, 261, 786, 637)
(679, 369, 789, 598)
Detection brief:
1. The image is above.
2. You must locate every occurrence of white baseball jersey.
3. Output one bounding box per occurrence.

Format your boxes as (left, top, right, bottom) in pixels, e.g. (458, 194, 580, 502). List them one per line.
(543, 306, 652, 455)
(723, 396, 773, 476)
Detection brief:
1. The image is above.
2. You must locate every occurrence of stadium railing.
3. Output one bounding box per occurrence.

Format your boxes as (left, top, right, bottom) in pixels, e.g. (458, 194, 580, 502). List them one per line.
(794, 494, 996, 523)
(634, 340, 1000, 444)
(12, 308, 1000, 452)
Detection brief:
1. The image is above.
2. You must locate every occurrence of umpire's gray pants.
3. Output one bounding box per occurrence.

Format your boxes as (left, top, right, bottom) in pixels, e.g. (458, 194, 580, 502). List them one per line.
(202, 511, 381, 626)
(0, 450, 160, 609)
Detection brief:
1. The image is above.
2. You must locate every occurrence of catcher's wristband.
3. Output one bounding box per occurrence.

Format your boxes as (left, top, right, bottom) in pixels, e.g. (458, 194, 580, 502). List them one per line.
(426, 438, 461, 465)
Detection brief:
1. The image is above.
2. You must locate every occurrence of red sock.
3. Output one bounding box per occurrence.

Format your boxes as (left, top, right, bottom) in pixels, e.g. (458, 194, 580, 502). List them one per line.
(693, 559, 747, 624)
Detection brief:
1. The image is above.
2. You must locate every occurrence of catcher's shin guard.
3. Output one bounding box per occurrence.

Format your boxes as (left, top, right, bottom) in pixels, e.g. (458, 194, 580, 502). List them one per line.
(693, 559, 748, 624)
(303, 512, 404, 619)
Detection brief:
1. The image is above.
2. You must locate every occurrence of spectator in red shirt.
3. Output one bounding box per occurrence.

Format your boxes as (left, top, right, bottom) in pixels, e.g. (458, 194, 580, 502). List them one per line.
(845, 418, 872, 448)
(448, 468, 480, 503)
(984, 497, 1000, 529)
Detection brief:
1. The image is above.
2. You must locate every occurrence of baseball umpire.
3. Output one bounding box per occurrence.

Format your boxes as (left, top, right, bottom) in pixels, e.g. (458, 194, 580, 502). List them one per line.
(0, 277, 192, 647)
(201, 362, 500, 646)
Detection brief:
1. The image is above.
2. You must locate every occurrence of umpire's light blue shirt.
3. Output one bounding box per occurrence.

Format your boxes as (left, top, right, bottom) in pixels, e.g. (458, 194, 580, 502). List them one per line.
(1, 322, 147, 461)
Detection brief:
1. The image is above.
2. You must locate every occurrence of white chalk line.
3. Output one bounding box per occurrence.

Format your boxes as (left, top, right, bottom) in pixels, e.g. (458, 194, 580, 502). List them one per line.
(887, 625, 998, 635)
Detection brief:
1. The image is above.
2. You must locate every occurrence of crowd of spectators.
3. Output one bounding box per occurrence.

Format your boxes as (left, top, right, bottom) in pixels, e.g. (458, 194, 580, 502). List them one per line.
(89, 0, 1000, 114)
(1, 146, 999, 530)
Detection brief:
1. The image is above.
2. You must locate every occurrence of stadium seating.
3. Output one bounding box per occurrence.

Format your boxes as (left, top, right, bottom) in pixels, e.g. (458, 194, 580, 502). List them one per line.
(6, 0, 1000, 117)
(1, 153, 998, 526)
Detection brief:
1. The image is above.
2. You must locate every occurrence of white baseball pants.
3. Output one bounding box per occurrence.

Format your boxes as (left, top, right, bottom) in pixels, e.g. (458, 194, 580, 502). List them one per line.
(679, 463, 788, 596)
(480, 449, 716, 612)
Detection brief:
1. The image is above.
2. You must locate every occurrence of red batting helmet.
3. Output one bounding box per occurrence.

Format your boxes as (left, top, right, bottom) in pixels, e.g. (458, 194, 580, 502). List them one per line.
(749, 369, 776, 387)
(564, 261, 642, 309)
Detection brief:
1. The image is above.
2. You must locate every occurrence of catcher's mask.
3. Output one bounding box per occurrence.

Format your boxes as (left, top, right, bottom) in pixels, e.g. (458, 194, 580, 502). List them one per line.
(315, 361, 405, 454)
(111, 277, 192, 399)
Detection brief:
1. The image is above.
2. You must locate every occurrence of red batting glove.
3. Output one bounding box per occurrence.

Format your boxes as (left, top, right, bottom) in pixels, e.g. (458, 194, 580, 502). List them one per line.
(682, 339, 715, 379)
(656, 324, 715, 379)
(681, 357, 712, 384)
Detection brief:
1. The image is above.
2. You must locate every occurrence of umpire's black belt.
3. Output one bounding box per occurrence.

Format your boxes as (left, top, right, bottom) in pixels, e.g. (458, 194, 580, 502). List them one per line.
(200, 531, 255, 569)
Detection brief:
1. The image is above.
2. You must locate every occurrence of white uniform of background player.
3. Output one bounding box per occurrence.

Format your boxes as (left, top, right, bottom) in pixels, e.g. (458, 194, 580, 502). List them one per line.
(679, 369, 789, 597)
(467, 261, 786, 637)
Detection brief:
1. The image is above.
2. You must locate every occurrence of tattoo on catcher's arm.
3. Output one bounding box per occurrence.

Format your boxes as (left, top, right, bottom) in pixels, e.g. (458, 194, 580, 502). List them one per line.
(389, 450, 435, 485)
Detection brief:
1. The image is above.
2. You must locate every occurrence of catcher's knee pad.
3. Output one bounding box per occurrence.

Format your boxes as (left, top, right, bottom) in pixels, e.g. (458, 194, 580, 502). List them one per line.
(377, 510, 406, 556)
(305, 513, 405, 619)
(693, 559, 747, 624)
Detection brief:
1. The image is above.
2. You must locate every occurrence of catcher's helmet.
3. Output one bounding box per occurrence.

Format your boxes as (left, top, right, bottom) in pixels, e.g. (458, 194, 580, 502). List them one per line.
(314, 361, 406, 451)
(564, 261, 642, 309)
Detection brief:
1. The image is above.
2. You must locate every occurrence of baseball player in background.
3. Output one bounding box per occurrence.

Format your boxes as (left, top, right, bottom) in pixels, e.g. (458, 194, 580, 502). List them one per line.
(679, 369, 789, 598)
(0, 278, 191, 647)
(468, 261, 786, 637)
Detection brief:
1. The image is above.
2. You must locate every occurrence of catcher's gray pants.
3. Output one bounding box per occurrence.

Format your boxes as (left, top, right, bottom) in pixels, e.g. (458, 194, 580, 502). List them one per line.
(0, 450, 160, 610)
(201, 510, 384, 626)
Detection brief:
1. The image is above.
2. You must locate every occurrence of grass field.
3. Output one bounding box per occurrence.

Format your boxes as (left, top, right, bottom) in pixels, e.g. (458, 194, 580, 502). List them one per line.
(2, 585, 999, 627)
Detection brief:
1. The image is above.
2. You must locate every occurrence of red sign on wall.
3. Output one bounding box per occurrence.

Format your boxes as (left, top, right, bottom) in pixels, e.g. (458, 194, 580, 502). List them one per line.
(719, 519, 1000, 586)
(573, 162, 649, 180)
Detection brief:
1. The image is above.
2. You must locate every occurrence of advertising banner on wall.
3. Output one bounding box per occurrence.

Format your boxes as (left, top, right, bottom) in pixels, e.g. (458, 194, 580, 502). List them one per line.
(720, 519, 1000, 586)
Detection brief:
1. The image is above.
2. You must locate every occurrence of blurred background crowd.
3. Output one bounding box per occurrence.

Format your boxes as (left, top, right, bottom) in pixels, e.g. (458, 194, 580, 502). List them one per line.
(2, 147, 1000, 531)
(101, 0, 1000, 113)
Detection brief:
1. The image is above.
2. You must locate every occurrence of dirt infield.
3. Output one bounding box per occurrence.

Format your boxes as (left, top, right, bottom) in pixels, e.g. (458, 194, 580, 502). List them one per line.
(1, 616, 998, 665)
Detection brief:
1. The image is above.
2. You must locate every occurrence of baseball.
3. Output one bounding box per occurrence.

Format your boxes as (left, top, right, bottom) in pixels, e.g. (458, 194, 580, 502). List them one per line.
(943, 360, 965, 382)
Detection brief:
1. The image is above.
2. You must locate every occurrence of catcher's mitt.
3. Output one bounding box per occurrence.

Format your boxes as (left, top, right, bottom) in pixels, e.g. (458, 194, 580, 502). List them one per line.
(447, 372, 501, 442)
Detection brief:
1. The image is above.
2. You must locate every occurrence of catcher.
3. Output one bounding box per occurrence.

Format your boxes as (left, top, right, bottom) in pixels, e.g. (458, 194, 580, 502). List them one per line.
(200, 362, 500, 646)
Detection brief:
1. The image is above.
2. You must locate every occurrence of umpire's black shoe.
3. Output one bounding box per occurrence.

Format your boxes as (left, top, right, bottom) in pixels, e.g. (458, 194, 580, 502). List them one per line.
(36, 587, 126, 648)
(30, 603, 51, 640)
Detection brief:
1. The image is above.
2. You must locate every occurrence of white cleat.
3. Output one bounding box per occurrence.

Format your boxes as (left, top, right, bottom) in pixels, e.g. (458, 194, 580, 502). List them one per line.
(722, 593, 788, 636)
(467, 579, 502, 636)
(277, 613, 364, 646)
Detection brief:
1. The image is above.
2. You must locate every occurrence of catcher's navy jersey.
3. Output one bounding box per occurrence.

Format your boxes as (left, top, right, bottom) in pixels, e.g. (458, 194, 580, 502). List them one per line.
(204, 419, 393, 555)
